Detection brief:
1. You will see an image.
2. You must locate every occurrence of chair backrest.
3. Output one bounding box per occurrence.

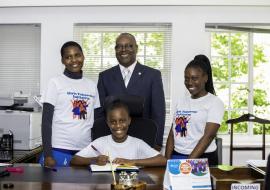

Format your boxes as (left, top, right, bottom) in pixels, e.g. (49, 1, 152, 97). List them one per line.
(128, 118, 157, 147)
(92, 95, 157, 147)
(104, 95, 144, 117)
(91, 117, 157, 148)
(226, 113, 270, 165)
(91, 117, 111, 141)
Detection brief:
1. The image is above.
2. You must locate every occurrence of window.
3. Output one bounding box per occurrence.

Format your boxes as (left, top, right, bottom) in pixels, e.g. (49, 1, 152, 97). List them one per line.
(207, 24, 270, 135)
(74, 23, 172, 140)
(0, 24, 41, 100)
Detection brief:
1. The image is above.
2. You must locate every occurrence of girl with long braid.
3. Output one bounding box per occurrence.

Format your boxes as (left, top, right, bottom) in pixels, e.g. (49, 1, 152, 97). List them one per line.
(165, 54, 224, 166)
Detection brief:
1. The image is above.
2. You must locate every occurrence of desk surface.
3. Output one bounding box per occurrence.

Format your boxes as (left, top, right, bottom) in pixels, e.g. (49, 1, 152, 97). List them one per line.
(0, 164, 165, 190)
(0, 164, 266, 190)
(210, 167, 265, 190)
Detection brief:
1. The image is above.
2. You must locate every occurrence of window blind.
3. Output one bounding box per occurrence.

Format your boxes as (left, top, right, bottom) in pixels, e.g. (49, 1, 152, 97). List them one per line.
(0, 24, 41, 98)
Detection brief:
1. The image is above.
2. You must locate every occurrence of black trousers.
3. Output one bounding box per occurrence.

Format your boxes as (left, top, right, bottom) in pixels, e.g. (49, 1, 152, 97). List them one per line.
(172, 149, 218, 166)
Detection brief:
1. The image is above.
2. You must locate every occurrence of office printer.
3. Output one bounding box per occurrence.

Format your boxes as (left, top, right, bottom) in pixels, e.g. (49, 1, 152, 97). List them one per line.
(0, 111, 41, 150)
(0, 93, 42, 150)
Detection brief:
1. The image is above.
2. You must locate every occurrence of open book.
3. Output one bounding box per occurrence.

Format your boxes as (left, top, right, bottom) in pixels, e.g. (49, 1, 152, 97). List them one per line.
(246, 159, 267, 175)
(89, 163, 139, 172)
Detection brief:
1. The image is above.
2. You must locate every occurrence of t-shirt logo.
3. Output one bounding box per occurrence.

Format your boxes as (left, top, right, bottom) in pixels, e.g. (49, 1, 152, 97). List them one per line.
(174, 113, 190, 137)
(71, 99, 89, 120)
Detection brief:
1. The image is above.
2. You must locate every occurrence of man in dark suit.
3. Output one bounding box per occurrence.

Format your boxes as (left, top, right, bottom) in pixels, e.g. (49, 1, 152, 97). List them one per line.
(97, 33, 166, 150)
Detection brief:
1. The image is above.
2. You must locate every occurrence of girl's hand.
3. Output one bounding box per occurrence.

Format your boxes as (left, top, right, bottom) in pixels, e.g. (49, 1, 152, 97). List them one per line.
(95, 155, 109, 165)
(113, 158, 134, 165)
(44, 156, 56, 167)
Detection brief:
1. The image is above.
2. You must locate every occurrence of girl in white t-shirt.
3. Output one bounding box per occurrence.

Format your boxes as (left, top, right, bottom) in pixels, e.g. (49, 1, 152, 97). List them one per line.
(40, 41, 100, 167)
(70, 100, 166, 167)
(165, 54, 224, 166)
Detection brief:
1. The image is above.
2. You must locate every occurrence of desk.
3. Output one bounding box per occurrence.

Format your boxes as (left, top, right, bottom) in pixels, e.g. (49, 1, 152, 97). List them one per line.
(210, 167, 265, 190)
(0, 164, 165, 190)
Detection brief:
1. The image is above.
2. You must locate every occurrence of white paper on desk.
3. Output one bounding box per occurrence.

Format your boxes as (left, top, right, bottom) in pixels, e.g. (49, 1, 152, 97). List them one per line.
(90, 163, 118, 172)
(246, 159, 267, 175)
(89, 163, 139, 172)
(164, 159, 211, 190)
(0, 163, 12, 167)
(246, 160, 267, 167)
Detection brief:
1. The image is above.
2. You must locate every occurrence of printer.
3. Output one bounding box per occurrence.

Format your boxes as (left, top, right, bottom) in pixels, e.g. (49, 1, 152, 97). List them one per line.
(0, 92, 42, 150)
(0, 110, 41, 150)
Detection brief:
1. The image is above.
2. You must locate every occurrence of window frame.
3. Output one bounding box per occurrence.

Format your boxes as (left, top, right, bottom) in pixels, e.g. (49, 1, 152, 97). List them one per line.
(210, 30, 269, 135)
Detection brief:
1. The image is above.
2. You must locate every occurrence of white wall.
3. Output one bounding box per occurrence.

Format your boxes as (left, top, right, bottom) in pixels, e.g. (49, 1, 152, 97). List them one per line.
(1, 0, 270, 6)
(1, 5, 270, 165)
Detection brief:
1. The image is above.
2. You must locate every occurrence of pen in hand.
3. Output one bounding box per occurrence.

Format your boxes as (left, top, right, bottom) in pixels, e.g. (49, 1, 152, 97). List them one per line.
(91, 145, 102, 155)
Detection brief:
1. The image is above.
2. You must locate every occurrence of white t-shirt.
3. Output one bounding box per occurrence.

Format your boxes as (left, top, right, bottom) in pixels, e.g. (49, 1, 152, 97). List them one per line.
(76, 135, 159, 160)
(43, 74, 100, 150)
(172, 93, 224, 154)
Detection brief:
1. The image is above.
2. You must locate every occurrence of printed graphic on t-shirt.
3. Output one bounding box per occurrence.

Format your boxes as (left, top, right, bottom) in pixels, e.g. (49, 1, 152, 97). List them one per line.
(71, 99, 89, 119)
(68, 91, 95, 120)
(174, 110, 194, 137)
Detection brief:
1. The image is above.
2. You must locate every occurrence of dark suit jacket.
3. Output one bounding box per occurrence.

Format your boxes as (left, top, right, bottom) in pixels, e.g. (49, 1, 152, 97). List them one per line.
(97, 62, 166, 146)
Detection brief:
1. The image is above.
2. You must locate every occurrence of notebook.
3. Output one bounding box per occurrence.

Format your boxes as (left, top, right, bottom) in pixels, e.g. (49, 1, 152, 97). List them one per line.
(89, 163, 139, 172)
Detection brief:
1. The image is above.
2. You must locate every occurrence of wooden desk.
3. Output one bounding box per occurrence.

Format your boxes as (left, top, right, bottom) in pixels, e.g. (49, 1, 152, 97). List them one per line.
(0, 164, 165, 190)
(210, 167, 265, 190)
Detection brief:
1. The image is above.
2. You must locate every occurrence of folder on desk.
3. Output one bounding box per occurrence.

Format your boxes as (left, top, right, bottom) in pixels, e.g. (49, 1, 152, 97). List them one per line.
(246, 159, 267, 175)
(89, 163, 139, 172)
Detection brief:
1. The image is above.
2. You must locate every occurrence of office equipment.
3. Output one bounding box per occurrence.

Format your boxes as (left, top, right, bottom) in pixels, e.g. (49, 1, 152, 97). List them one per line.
(0, 92, 34, 112)
(0, 111, 42, 150)
(226, 113, 270, 165)
(0, 131, 13, 161)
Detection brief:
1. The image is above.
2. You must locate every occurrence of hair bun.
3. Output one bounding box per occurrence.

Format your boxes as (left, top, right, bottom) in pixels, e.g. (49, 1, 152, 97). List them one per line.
(194, 54, 210, 64)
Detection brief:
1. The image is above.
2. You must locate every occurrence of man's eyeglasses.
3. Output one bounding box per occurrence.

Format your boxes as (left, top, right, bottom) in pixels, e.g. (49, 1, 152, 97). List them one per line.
(115, 44, 135, 51)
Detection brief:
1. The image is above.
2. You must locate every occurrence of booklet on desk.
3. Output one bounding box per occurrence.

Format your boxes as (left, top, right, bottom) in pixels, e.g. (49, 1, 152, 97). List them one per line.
(246, 159, 267, 175)
(89, 163, 139, 172)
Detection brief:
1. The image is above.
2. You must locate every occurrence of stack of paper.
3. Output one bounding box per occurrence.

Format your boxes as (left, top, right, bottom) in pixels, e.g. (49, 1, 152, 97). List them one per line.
(89, 163, 139, 172)
(246, 159, 267, 175)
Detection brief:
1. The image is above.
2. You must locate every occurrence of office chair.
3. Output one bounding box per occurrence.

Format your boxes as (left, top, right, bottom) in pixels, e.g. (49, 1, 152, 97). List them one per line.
(226, 113, 270, 165)
(92, 95, 158, 147)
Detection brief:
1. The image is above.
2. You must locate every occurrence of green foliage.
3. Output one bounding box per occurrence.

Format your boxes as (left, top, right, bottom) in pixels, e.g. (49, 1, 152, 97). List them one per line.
(81, 32, 164, 70)
(211, 32, 268, 134)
